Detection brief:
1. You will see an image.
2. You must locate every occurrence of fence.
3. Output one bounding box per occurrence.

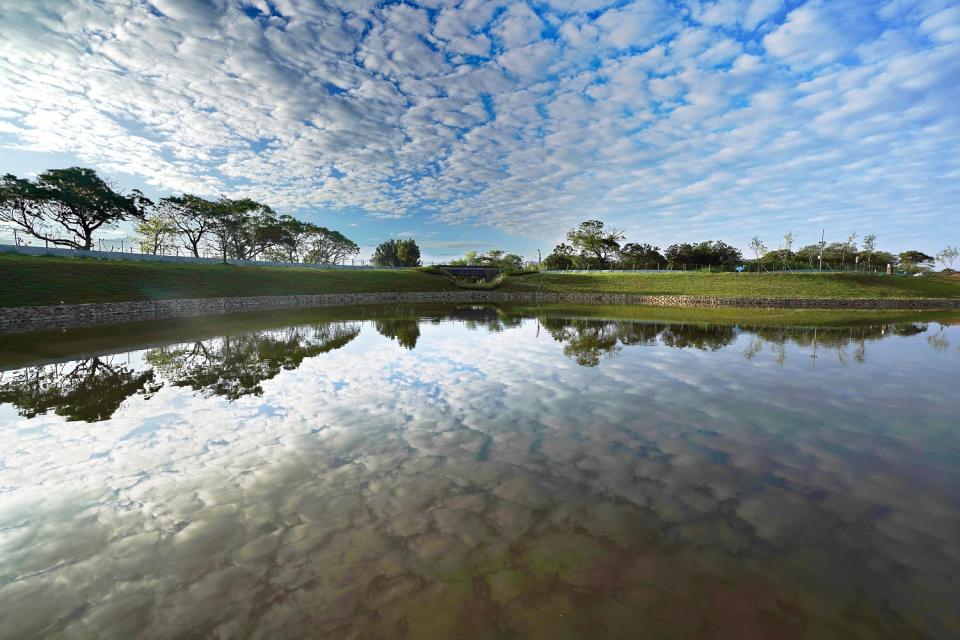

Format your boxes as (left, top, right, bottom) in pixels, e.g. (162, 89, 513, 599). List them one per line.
(544, 264, 897, 274)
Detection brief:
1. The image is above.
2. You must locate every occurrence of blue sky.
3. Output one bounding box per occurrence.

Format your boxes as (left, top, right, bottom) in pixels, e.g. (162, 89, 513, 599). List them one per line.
(1, 0, 958, 261)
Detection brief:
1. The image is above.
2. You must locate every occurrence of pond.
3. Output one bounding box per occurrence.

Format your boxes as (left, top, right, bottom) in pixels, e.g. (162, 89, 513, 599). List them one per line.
(1, 304, 959, 639)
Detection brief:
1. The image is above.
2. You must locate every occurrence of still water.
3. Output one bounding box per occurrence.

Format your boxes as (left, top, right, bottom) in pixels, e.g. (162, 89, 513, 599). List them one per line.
(1, 304, 958, 639)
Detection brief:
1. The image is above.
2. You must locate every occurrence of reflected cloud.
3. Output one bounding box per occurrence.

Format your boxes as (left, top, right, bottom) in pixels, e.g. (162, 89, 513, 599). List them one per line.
(0, 306, 959, 638)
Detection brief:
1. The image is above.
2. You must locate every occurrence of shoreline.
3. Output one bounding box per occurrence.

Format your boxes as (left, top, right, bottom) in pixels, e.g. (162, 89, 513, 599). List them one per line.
(3, 291, 959, 333)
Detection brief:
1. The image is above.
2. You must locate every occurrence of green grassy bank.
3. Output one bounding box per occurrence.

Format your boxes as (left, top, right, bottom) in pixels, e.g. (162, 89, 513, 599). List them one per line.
(0, 254, 453, 307)
(502, 270, 960, 299)
(2, 253, 960, 308)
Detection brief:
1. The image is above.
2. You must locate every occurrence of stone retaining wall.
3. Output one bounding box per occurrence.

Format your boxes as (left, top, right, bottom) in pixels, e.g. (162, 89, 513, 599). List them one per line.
(2, 291, 959, 333)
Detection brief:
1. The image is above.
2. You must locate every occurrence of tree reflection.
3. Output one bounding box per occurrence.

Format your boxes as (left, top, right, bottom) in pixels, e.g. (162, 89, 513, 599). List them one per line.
(445, 305, 523, 332)
(0, 322, 360, 422)
(746, 323, 930, 365)
(0, 357, 159, 422)
(541, 319, 736, 367)
(374, 318, 421, 349)
(146, 323, 360, 399)
(927, 325, 951, 352)
(538, 318, 939, 367)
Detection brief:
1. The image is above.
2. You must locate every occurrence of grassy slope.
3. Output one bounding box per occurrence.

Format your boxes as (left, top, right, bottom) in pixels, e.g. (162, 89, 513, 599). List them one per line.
(0, 254, 454, 307)
(2, 254, 960, 308)
(502, 271, 960, 299)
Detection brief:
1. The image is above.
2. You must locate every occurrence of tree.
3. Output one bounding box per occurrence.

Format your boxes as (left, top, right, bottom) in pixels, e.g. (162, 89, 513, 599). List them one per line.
(872, 251, 896, 271)
(396, 238, 421, 266)
(777, 231, 794, 272)
(840, 232, 858, 270)
(372, 238, 420, 267)
(898, 250, 935, 272)
(204, 197, 278, 263)
(861, 233, 877, 270)
(371, 239, 399, 266)
(618, 243, 663, 269)
(226, 199, 282, 261)
(936, 246, 958, 271)
(156, 194, 218, 257)
(0, 168, 150, 250)
(449, 250, 481, 266)
(749, 237, 768, 273)
(566, 220, 624, 268)
(451, 249, 524, 271)
(665, 241, 742, 269)
(263, 215, 312, 262)
(542, 243, 576, 270)
(134, 212, 177, 254)
(305, 226, 360, 264)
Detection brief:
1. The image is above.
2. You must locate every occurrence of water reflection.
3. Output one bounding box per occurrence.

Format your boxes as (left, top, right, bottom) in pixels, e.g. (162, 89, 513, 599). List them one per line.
(0, 311, 952, 424)
(145, 322, 360, 400)
(541, 318, 739, 366)
(1, 305, 959, 639)
(374, 318, 421, 349)
(0, 357, 159, 422)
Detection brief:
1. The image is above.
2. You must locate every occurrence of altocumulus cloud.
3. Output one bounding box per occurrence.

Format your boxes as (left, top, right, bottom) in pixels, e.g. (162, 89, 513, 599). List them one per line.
(0, 0, 958, 249)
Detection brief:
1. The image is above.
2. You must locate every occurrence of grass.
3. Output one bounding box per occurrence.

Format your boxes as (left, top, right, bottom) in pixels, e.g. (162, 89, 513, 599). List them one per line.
(2, 253, 960, 308)
(501, 270, 960, 299)
(0, 254, 455, 307)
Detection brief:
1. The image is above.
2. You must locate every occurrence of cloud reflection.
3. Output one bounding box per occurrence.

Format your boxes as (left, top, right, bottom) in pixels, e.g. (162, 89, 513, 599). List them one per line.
(0, 306, 958, 638)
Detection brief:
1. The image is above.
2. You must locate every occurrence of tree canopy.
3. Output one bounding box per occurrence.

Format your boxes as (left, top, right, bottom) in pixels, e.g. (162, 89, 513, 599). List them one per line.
(372, 238, 421, 267)
(898, 250, 935, 271)
(664, 241, 742, 267)
(449, 248, 524, 271)
(618, 243, 664, 267)
(566, 220, 624, 268)
(155, 194, 218, 257)
(0, 167, 150, 250)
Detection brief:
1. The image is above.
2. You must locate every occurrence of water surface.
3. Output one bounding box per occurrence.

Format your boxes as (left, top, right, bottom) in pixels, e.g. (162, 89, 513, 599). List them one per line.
(1, 304, 959, 639)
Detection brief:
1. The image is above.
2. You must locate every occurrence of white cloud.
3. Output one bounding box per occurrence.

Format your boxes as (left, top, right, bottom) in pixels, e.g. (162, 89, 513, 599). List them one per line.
(0, 0, 957, 252)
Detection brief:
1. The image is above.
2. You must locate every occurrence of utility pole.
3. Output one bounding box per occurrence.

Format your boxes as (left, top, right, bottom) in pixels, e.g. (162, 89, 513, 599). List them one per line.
(818, 229, 825, 273)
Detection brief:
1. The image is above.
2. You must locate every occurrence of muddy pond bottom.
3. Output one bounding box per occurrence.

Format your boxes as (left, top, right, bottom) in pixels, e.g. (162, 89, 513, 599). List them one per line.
(1, 304, 959, 639)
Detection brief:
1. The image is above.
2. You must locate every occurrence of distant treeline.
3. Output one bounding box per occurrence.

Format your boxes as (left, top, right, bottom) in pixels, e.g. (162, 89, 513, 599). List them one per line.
(539, 220, 956, 273)
(3, 170, 956, 272)
(0, 167, 360, 264)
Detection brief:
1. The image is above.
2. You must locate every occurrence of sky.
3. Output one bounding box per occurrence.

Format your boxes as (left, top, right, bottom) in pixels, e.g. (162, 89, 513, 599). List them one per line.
(1, 0, 958, 262)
